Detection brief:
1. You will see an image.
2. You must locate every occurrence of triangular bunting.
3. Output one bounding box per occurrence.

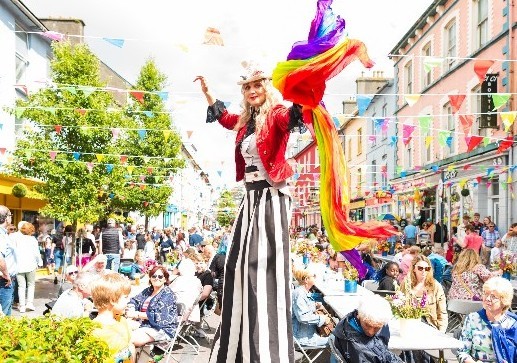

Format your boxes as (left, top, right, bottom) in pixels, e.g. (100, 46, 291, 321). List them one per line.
(492, 94, 511, 110)
(466, 135, 483, 152)
(86, 162, 94, 173)
(103, 38, 125, 48)
(49, 151, 58, 161)
(96, 154, 105, 162)
(54, 125, 62, 134)
(186, 130, 193, 139)
(72, 152, 81, 160)
(501, 112, 517, 132)
(473, 60, 494, 84)
(404, 94, 421, 107)
(458, 115, 474, 135)
(356, 95, 373, 116)
(41, 31, 65, 42)
(163, 130, 171, 141)
(497, 136, 513, 154)
(137, 129, 147, 140)
(120, 155, 128, 164)
(130, 91, 145, 104)
(448, 94, 466, 114)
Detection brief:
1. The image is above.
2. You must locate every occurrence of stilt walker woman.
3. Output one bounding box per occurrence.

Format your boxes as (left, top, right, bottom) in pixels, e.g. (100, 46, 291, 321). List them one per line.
(195, 68, 305, 363)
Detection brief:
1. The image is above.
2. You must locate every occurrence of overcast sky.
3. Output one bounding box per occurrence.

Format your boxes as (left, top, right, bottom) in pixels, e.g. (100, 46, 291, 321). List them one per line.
(23, 0, 432, 188)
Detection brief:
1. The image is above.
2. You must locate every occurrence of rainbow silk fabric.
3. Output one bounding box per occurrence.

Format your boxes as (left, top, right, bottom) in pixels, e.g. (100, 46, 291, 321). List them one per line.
(273, 0, 395, 276)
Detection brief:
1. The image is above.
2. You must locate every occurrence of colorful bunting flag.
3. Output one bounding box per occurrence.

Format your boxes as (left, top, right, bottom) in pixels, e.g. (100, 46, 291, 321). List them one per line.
(49, 151, 57, 161)
(497, 136, 513, 154)
(357, 95, 373, 116)
(418, 115, 432, 134)
(402, 124, 415, 146)
(423, 57, 443, 73)
(103, 38, 125, 48)
(466, 135, 483, 152)
(42, 31, 64, 42)
(163, 130, 171, 142)
(501, 112, 517, 132)
(54, 125, 62, 134)
(86, 162, 94, 173)
(404, 94, 420, 107)
(448, 94, 466, 114)
(130, 91, 145, 104)
(458, 115, 474, 135)
(492, 94, 511, 110)
(137, 129, 147, 140)
(473, 60, 494, 84)
(203, 27, 224, 46)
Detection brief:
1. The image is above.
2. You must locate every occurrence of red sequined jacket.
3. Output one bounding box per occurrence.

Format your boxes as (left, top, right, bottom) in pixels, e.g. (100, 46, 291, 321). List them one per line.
(206, 100, 304, 182)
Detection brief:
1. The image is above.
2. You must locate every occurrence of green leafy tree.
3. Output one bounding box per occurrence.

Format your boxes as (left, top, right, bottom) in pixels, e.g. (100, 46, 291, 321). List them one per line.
(216, 190, 237, 227)
(111, 59, 184, 223)
(8, 43, 183, 226)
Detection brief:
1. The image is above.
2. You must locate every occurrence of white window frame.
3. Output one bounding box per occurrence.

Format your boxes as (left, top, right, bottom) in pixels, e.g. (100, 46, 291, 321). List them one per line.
(444, 19, 457, 71)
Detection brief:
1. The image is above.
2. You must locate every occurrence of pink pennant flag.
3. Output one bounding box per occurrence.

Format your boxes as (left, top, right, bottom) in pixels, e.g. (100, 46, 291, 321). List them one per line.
(459, 115, 474, 135)
(112, 128, 120, 139)
(130, 91, 145, 104)
(368, 135, 377, 143)
(140, 175, 146, 182)
(402, 124, 416, 146)
(463, 164, 472, 170)
(86, 162, 94, 173)
(448, 94, 466, 114)
(54, 125, 62, 134)
(143, 201, 149, 207)
(49, 151, 57, 161)
(120, 155, 128, 164)
(42, 31, 65, 42)
(474, 60, 494, 84)
(486, 182, 492, 189)
(0, 148, 6, 156)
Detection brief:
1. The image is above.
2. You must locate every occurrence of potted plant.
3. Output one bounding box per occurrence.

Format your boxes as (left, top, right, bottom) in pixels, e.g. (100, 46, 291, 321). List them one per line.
(461, 189, 470, 197)
(377, 240, 390, 256)
(491, 251, 517, 280)
(342, 262, 359, 293)
(385, 282, 428, 337)
(0, 316, 110, 361)
(11, 183, 28, 198)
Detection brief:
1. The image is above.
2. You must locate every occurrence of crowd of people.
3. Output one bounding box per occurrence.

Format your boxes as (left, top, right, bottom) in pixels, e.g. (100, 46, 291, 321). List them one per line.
(290, 217, 517, 363)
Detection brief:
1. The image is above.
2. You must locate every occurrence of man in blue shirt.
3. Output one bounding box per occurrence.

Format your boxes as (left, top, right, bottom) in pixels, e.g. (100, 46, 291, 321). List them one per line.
(0, 205, 17, 315)
(188, 227, 204, 247)
(423, 246, 449, 283)
(403, 221, 418, 246)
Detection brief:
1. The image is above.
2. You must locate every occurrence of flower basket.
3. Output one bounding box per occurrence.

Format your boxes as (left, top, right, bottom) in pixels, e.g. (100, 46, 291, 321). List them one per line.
(491, 251, 517, 277)
(385, 281, 429, 321)
(460, 189, 470, 197)
(11, 183, 28, 198)
(377, 240, 390, 255)
(342, 262, 359, 282)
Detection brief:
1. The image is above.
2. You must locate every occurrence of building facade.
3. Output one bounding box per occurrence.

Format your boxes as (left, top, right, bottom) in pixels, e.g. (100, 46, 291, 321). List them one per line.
(390, 0, 515, 231)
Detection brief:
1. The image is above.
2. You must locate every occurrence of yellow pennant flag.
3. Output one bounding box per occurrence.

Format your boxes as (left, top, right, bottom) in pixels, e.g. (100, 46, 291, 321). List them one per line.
(508, 175, 513, 184)
(447, 165, 455, 172)
(126, 165, 135, 174)
(163, 130, 171, 142)
(459, 179, 468, 189)
(501, 111, 517, 132)
(425, 136, 432, 148)
(95, 154, 104, 162)
(404, 94, 421, 107)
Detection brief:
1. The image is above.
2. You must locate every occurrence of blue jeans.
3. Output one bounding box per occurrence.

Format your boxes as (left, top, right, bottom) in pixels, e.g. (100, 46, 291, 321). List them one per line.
(0, 276, 15, 315)
(106, 254, 121, 272)
(54, 249, 64, 271)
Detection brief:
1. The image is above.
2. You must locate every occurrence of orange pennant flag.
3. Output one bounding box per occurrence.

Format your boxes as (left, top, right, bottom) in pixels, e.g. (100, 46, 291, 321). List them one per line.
(458, 115, 474, 135)
(186, 130, 193, 139)
(54, 125, 62, 134)
(466, 135, 484, 152)
(448, 94, 466, 114)
(130, 91, 145, 104)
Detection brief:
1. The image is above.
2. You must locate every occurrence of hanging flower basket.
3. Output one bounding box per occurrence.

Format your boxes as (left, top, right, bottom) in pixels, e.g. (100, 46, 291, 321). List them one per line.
(461, 189, 470, 197)
(11, 183, 28, 198)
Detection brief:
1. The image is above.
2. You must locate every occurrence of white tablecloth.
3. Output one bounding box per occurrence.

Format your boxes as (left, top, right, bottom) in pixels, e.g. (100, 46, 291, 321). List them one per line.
(325, 295, 463, 351)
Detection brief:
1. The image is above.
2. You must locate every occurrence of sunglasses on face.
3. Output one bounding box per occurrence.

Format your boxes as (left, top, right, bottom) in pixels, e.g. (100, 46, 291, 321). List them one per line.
(151, 274, 165, 280)
(68, 271, 78, 276)
(416, 266, 431, 272)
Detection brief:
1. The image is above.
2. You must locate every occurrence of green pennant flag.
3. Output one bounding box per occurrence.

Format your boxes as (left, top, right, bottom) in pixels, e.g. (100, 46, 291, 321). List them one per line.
(501, 182, 508, 190)
(63, 86, 77, 94)
(492, 93, 511, 110)
(423, 57, 443, 73)
(15, 107, 24, 119)
(483, 137, 491, 147)
(418, 115, 432, 134)
(438, 131, 449, 147)
(78, 86, 96, 98)
(396, 166, 403, 175)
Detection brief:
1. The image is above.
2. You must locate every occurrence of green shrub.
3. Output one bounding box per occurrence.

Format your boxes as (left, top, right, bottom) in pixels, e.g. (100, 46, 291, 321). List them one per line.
(0, 316, 110, 362)
(11, 183, 28, 198)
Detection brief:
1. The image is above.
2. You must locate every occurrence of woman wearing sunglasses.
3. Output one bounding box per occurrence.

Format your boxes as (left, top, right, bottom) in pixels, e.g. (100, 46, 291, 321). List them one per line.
(127, 265, 178, 347)
(401, 255, 448, 362)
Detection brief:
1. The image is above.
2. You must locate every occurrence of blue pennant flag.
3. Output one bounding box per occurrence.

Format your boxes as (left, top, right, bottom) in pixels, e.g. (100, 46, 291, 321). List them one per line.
(400, 171, 407, 177)
(142, 111, 154, 118)
(431, 165, 439, 172)
(73, 152, 81, 160)
(106, 164, 114, 173)
(374, 118, 384, 130)
(333, 117, 340, 128)
(138, 129, 147, 140)
(357, 95, 373, 116)
(486, 167, 494, 176)
(157, 91, 169, 101)
(103, 38, 125, 48)
(389, 136, 398, 146)
(446, 136, 453, 148)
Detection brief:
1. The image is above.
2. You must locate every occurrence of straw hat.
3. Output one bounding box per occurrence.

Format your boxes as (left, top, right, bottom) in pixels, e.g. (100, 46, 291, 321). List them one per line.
(237, 61, 271, 85)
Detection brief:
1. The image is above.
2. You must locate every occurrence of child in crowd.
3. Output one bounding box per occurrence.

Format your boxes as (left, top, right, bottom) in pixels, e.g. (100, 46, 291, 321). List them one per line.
(489, 239, 504, 265)
(44, 234, 55, 276)
(376, 261, 400, 291)
(91, 273, 134, 363)
(130, 250, 147, 281)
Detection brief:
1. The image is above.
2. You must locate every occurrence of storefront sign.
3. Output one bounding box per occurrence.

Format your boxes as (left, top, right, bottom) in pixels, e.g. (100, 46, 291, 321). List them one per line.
(374, 191, 392, 199)
(480, 73, 498, 128)
(349, 200, 366, 209)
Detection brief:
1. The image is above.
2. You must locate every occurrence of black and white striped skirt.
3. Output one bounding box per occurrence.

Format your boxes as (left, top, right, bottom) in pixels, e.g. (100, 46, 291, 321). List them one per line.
(209, 181, 294, 363)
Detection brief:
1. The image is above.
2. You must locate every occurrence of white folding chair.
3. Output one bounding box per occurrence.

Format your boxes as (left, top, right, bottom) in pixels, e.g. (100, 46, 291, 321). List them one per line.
(177, 294, 203, 353)
(135, 302, 188, 363)
(361, 280, 379, 291)
(199, 291, 217, 332)
(446, 299, 483, 333)
(294, 336, 328, 363)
